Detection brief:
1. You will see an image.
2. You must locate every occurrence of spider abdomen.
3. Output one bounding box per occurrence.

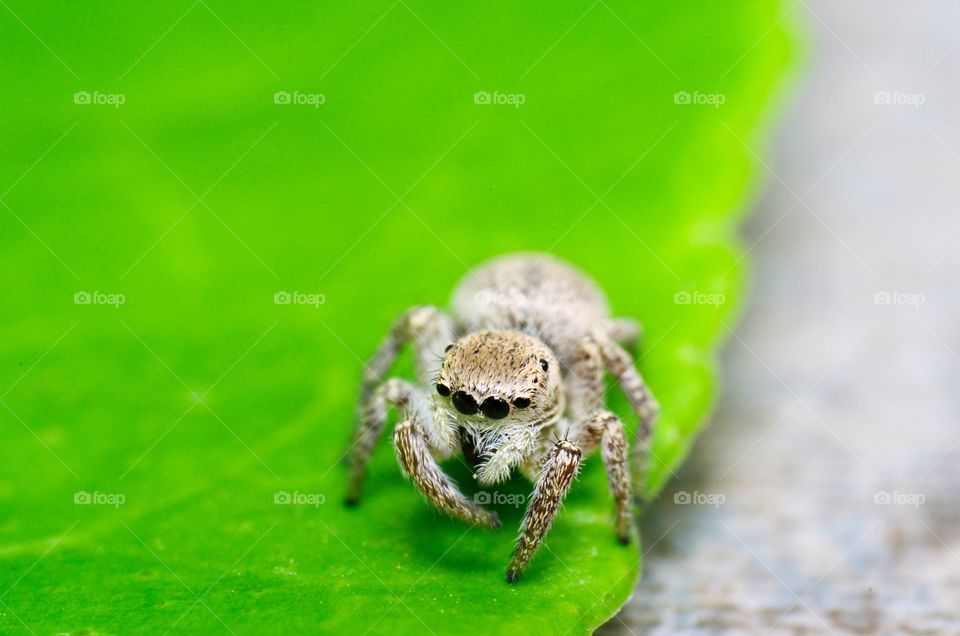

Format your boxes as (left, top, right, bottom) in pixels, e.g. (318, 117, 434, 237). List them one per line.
(450, 252, 610, 363)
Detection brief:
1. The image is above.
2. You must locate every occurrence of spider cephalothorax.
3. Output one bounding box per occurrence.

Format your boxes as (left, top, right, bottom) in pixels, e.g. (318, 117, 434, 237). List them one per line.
(345, 253, 659, 583)
(435, 330, 562, 425)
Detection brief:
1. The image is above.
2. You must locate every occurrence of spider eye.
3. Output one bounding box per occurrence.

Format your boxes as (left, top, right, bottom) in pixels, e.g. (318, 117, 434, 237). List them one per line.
(512, 397, 531, 409)
(436, 383, 450, 397)
(480, 397, 510, 419)
(452, 391, 478, 415)
(444, 344, 454, 353)
(539, 359, 549, 372)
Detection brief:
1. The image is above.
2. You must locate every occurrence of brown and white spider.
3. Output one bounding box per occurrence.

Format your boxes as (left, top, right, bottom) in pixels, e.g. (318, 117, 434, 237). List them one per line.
(345, 253, 658, 582)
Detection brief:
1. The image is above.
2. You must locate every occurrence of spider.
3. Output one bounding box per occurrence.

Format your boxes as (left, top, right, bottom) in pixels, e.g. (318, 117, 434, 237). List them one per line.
(345, 253, 659, 583)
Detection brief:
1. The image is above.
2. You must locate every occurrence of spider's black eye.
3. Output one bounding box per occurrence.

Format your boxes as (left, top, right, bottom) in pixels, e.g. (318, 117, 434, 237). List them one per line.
(452, 391, 478, 415)
(539, 359, 549, 372)
(513, 397, 531, 409)
(436, 383, 450, 397)
(480, 397, 510, 419)
(445, 344, 454, 353)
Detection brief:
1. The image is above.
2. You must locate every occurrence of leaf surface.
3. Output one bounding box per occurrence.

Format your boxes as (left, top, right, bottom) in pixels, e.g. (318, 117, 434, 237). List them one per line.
(0, 1, 793, 633)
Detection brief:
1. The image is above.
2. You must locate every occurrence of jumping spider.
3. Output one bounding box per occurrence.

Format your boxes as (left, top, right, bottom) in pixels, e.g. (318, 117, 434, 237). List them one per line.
(345, 253, 658, 582)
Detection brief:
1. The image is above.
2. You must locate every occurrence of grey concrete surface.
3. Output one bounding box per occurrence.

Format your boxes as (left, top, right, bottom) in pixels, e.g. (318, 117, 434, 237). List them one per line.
(601, 2, 960, 634)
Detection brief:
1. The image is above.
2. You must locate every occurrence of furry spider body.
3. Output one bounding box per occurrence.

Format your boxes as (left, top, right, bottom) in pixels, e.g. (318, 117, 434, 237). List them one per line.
(346, 253, 658, 582)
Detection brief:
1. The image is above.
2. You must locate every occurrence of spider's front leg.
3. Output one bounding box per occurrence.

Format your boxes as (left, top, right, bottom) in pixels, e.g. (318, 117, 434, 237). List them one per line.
(394, 417, 501, 528)
(352, 378, 500, 527)
(346, 306, 454, 504)
(507, 439, 582, 583)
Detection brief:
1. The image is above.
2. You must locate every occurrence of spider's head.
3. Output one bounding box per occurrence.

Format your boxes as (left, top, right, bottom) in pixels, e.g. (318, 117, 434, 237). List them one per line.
(434, 330, 562, 426)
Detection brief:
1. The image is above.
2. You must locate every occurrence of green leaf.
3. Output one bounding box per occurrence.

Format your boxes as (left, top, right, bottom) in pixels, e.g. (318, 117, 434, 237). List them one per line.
(0, 1, 794, 634)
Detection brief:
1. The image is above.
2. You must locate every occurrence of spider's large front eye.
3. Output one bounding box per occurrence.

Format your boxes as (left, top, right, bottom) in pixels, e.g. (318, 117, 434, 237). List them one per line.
(452, 391, 478, 415)
(480, 397, 509, 419)
(436, 383, 450, 397)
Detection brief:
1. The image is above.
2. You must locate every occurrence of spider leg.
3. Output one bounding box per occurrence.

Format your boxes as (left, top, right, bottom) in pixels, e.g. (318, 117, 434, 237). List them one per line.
(347, 379, 497, 526)
(607, 317, 642, 355)
(394, 418, 500, 528)
(507, 440, 582, 583)
(568, 337, 633, 543)
(567, 335, 605, 423)
(357, 305, 455, 405)
(348, 379, 453, 501)
(594, 333, 659, 503)
(347, 306, 455, 504)
(580, 411, 632, 544)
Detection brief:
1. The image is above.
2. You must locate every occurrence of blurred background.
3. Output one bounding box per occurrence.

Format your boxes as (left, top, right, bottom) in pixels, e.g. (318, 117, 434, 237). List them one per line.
(603, 1, 960, 633)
